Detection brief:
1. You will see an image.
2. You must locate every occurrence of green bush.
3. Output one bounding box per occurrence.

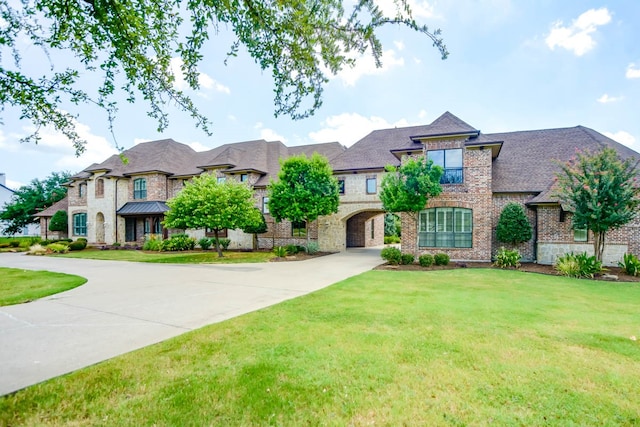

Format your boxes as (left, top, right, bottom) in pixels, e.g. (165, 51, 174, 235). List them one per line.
(161, 234, 197, 251)
(496, 203, 532, 245)
(9, 240, 20, 248)
(198, 237, 212, 250)
(400, 253, 415, 265)
(212, 238, 231, 251)
(26, 237, 41, 246)
(418, 254, 434, 267)
(285, 244, 299, 255)
(143, 235, 162, 251)
(305, 241, 319, 255)
(384, 235, 401, 244)
(47, 243, 69, 253)
(0, 243, 10, 249)
(273, 246, 288, 257)
(27, 243, 47, 255)
(555, 252, 602, 279)
(493, 247, 521, 269)
(68, 241, 87, 251)
(619, 253, 640, 277)
(434, 253, 450, 266)
(381, 246, 402, 265)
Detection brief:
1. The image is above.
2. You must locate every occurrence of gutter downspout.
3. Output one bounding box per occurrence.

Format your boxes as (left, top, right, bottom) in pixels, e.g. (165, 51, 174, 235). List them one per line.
(114, 178, 120, 244)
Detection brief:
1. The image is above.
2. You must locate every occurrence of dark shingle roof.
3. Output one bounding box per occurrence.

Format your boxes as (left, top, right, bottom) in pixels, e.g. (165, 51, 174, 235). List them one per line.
(33, 196, 68, 217)
(116, 201, 169, 215)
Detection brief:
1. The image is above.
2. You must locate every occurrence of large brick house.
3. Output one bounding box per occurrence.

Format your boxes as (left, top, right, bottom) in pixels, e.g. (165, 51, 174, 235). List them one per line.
(44, 112, 639, 265)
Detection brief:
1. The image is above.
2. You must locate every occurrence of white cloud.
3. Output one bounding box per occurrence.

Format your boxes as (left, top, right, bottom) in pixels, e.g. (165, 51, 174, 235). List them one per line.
(133, 138, 147, 145)
(394, 41, 405, 51)
(597, 94, 623, 104)
(5, 179, 23, 190)
(604, 131, 636, 148)
(626, 63, 640, 79)
(545, 8, 611, 56)
(185, 141, 212, 152)
(309, 113, 414, 146)
(335, 49, 404, 86)
(170, 57, 230, 94)
(254, 122, 287, 142)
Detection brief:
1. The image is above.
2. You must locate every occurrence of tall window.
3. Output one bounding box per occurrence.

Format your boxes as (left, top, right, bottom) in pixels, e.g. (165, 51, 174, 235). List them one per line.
(133, 178, 147, 199)
(371, 219, 375, 239)
(292, 220, 307, 237)
(240, 174, 248, 183)
(95, 178, 104, 198)
(338, 179, 345, 194)
(419, 207, 472, 248)
(366, 177, 377, 194)
(262, 197, 270, 214)
(73, 213, 87, 236)
(428, 149, 463, 184)
(78, 183, 86, 198)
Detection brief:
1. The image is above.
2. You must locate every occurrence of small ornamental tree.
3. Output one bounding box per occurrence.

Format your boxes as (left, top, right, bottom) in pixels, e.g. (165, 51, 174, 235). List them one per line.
(379, 156, 443, 255)
(268, 153, 340, 248)
(555, 148, 640, 262)
(49, 210, 68, 234)
(242, 208, 268, 250)
(164, 175, 261, 257)
(496, 203, 532, 246)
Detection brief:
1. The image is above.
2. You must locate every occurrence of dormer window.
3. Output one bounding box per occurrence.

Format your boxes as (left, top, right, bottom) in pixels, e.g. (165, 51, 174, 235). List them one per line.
(240, 174, 248, 183)
(427, 149, 463, 184)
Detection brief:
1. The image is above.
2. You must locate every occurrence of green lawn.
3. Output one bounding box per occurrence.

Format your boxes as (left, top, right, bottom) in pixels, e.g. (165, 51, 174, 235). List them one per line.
(1, 269, 639, 425)
(55, 248, 274, 264)
(0, 267, 87, 306)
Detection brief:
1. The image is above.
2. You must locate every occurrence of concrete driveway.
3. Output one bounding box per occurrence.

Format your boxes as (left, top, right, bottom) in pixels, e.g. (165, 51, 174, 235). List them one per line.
(0, 249, 382, 396)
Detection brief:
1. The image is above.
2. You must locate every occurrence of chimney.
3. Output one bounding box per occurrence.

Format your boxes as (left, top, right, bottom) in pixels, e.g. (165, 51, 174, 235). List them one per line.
(0, 173, 5, 186)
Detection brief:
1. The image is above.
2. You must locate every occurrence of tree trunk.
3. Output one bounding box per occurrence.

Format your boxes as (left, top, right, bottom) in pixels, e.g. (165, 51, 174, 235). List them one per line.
(594, 231, 605, 263)
(253, 233, 258, 251)
(214, 228, 224, 258)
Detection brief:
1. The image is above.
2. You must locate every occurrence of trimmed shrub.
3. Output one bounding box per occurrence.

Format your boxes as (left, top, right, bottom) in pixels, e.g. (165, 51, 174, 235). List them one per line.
(47, 243, 69, 253)
(161, 234, 197, 251)
(0, 243, 10, 248)
(384, 235, 401, 244)
(198, 237, 212, 250)
(418, 254, 434, 267)
(216, 238, 231, 251)
(381, 246, 402, 265)
(555, 252, 602, 278)
(400, 253, 415, 265)
(496, 202, 532, 245)
(493, 247, 521, 269)
(434, 253, 450, 266)
(305, 241, 319, 255)
(273, 246, 288, 257)
(285, 244, 299, 255)
(143, 235, 162, 251)
(68, 241, 87, 251)
(619, 253, 640, 277)
(49, 210, 68, 232)
(9, 241, 20, 248)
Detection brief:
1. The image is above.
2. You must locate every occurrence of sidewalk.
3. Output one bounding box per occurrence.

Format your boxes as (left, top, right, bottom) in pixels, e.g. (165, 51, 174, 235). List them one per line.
(0, 249, 382, 395)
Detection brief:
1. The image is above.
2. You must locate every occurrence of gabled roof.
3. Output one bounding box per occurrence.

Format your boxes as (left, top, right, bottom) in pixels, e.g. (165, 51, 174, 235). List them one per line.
(33, 196, 68, 218)
(410, 111, 479, 140)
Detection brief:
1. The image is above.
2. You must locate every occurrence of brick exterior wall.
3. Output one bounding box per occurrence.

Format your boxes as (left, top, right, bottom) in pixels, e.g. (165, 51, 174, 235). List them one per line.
(401, 139, 493, 261)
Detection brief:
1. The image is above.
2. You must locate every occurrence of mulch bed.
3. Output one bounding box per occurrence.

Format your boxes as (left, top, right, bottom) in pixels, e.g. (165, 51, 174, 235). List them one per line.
(374, 262, 640, 283)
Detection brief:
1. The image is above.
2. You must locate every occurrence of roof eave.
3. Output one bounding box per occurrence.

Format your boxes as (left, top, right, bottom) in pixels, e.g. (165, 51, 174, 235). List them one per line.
(410, 130, 480, 142)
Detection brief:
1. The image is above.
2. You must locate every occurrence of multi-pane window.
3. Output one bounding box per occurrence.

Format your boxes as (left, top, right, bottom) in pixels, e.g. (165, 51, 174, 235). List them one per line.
(95, 178, 104, 198)
(262, 197, 270, 214)
(133, 178, 147, 199)
(292, 220, 307, 237)
(418, 207, 472, 248)
(428, 149, 463, 184)
(240, 174, 248, 183)
(338, 179, 345, 194)
(73, 213, 87, 236)
(574, 227, 588, 242)
(366, 177, 377, 194)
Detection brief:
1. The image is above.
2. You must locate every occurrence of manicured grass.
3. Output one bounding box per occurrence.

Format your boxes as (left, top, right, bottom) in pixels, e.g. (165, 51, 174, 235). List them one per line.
(0, 267, 87, 306)
(55, 248, 274, 264)
(1, 269, 639, 425)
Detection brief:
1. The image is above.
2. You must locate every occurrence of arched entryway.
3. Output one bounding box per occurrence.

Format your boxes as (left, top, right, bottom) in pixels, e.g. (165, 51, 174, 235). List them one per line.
(346, 211, 384, 248)
(95, 212, 105, 243)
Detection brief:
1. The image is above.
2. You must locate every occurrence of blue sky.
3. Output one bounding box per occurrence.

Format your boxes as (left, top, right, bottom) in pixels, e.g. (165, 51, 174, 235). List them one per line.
(2, 0, 640, 189)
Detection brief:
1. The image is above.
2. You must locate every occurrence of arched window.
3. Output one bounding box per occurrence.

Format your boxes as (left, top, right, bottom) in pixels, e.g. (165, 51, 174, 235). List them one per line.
(418, 208, 472, 248)
(95, 178, 104, 197)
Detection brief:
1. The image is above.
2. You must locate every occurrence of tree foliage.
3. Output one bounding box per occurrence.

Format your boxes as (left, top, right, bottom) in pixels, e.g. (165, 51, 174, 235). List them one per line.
(0, 0, 447, 154)
(555, 148, 640, 262)
(0, 171, 70, 235)
(241, 208, 268, 250)
(163, 174, 261, 257)
(268, 153, 339, 247)
(496, 203, 532, 245)
(49, 210, 68, 232)
(380, 156, 443, 217)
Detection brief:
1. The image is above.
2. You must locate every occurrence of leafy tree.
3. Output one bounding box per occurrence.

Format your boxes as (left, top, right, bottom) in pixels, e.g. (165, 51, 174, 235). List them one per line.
(384, 213, 400, 236)
(49, 210, 68, 233)
(0, 171, 70, 235)
(555, 148, 640, 262)
(163, 175, 261, 257)
(496, 203, 532, 246)
(0, 0, 448, 154)
(268, 153, 339, 247)
(242, 208, 268, 251)
(380, 156, 443, 251)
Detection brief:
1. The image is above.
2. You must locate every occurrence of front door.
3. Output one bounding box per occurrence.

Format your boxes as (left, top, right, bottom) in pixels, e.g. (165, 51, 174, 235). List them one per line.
(125, 218, 136, 242)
